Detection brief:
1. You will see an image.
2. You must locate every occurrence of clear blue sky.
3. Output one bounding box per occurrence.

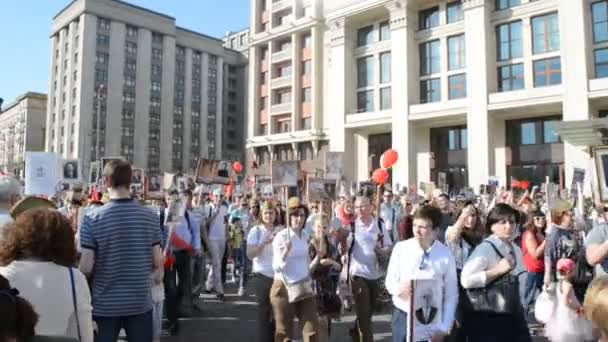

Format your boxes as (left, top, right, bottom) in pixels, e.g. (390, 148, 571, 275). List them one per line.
(0, 0, 249, 105)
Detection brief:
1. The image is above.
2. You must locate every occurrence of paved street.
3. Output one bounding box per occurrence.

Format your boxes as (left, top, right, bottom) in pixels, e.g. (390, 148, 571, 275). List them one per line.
(163, 277, 548, 342)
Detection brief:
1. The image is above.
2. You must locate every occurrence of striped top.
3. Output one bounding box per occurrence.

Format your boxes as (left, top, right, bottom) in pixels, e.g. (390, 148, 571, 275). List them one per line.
(80, 198, 161, 317)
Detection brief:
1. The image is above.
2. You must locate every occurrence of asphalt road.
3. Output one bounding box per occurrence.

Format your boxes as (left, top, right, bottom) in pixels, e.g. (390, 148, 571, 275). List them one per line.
(162, 276, 548, 342)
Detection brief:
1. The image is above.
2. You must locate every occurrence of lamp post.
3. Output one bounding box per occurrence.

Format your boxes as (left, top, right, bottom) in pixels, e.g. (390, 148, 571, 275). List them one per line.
(95, 84, 105, 162)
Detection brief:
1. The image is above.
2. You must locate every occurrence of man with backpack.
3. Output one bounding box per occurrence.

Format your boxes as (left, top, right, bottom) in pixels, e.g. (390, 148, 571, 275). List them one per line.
(342, 196, 392, 342)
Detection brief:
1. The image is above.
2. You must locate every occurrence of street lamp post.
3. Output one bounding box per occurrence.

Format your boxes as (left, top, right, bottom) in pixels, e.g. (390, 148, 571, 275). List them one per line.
(95, 84, 105, 162)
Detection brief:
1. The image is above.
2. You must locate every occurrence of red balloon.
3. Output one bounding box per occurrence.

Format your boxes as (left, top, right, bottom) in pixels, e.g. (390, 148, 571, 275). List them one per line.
(372, 168, 389, 185)
(511, 179, 520, 188)
(519, 180, 531, 190)
(380, 149, 399, 169)
(233, 161, 243, 174)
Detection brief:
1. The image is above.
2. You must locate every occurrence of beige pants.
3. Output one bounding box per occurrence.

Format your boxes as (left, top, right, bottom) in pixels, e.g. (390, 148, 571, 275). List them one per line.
(205, 239, 225, 294)
(269, 279, 320, 342)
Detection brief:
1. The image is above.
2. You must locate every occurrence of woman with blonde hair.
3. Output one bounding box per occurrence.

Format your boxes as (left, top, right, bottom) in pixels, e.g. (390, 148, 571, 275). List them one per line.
(584, 278, 608, 341)
(309, 214, 342, 342)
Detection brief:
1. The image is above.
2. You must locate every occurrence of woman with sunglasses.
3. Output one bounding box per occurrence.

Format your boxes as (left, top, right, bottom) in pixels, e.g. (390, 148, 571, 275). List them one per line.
(521, 209, 547, 312)
(270, 197, 319, 342)
(246, 200, 280, 342)
(460, 204, 531, 342)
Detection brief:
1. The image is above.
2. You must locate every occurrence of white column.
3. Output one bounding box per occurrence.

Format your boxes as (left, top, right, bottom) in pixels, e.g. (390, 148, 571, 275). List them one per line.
(291, 32, 301, 131)
(160, 35, 176, 172)
(387, 0, 414, 187)
(491, 116, 508, 184)
(416, 126, 432, 183)
(355, 132, 369, 181)
(464, 0, 491, 190)
(105, 21, 126, 157)
(183, 48, 193, 171)
(559, 0, 592, 184)
(247, 46, 260, 140)
(328, 17, 348, 153)
(134, 29, 151, 169)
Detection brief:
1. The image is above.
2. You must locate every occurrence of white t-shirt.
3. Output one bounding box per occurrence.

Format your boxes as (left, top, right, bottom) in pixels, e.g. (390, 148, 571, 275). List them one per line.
(208, 204, 228, 241)
(0, 260, 94, 342)
(349, 218, 392, 280)
(246, 225, 276, 278)
(272, 228, 310, 283)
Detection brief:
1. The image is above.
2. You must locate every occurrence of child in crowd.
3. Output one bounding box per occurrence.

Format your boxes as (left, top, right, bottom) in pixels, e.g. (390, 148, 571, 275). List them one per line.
(545, 258, 593, 342)
(151, 262, 165, 342)
(229, 217, 244, 280)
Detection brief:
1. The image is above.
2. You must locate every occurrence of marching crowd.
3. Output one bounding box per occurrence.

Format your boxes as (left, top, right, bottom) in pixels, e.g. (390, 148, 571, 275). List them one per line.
(1, 159, 608, 342)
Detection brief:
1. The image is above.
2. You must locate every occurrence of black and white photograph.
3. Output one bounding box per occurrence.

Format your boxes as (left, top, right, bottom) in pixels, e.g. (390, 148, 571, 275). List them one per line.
(148, 174, 161, 192)
(62, 160, 79, 181)
(195, 159, 218, 184)
(594, 146, 608, 202)
(271, 161, 298, 187)
(132, 168, 144, 186)
(413, 279, 442, 332)
(324, 151, 344, 180)
(89, 161, 100, 184)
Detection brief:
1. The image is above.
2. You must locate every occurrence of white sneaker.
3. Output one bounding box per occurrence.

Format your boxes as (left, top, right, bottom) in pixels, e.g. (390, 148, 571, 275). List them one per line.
(237, 287, 245, 297)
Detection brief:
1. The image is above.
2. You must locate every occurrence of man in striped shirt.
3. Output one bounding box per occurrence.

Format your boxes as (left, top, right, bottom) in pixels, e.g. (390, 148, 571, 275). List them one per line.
(80, 160, 162, 342)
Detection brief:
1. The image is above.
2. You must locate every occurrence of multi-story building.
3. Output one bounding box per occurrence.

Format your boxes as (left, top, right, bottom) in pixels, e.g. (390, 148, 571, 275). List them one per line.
(248, 0, 605, 192)
(48, 0, 247, 176)
(223, 29, 250, 162)
(0, 92, 47, 176)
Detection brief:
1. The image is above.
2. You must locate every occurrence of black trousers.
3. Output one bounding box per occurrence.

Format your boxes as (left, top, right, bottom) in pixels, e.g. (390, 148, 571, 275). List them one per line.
(253, 273, 275, 342)
(163, 251, 192, 325)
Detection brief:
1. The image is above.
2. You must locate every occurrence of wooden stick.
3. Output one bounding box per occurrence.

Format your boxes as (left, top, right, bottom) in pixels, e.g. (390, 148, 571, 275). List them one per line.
(408, 279, 415, 342)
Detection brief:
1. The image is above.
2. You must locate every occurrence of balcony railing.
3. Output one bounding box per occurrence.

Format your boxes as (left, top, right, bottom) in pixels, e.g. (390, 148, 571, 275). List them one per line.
(270, 102, 292, 114)
(271, 49, 292, 63)
(271, 75, 293, 89)
(272, 0, 292, 13)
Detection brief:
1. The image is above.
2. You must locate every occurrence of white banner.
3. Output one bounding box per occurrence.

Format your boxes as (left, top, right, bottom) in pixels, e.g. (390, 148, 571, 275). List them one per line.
(25, 152, 60, 196)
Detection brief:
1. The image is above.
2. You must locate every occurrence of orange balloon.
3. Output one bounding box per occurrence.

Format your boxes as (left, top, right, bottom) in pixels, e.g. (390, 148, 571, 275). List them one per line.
(380, 149, 399, 169)
(233, 161, 243, 174)
(372, 168, 389, 185)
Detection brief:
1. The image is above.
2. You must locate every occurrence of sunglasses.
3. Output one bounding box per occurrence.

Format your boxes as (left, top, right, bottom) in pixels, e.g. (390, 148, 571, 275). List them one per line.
(533, 216, 546, 220)
(290, 213, 306, 218)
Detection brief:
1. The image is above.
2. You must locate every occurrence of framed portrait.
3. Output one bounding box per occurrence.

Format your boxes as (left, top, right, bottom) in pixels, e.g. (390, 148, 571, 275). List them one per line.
(62, 159, 80, 182)
(89, 161, 100, 185)
(132, 168, 144, 186)
(324, 152, 344, 180)
(195, 159, 218, 184)
(594, 146, 608, 202)
(272, 161, 299, 187)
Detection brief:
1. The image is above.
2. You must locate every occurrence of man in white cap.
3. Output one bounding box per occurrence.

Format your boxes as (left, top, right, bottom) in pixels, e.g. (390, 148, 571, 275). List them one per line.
(205, 189, 229, 301)
(0, 174, 21, 229)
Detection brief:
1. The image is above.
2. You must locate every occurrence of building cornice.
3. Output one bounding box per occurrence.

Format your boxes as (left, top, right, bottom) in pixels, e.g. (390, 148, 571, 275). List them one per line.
(463, 0, 486, 11)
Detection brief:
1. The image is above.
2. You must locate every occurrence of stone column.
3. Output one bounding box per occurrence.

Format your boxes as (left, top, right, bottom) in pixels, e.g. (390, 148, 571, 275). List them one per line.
(464, 0, 491, 190)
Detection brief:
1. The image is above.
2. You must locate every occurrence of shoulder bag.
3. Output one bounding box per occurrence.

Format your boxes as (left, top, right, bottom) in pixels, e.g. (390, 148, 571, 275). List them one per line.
(68, 267, 81, 341)
(464, 240, 521, 314)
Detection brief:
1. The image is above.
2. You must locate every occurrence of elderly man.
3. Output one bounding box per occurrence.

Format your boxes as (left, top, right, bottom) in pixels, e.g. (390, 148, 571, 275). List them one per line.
(0, 174, 21, 228)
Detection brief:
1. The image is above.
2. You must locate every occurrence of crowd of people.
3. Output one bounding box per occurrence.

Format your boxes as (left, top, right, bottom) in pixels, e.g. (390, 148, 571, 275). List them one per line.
(1, 159, 608, 342)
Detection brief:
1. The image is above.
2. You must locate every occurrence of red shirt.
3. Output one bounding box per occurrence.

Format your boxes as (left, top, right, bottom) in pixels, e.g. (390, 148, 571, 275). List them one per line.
(522, 230, 545, 273)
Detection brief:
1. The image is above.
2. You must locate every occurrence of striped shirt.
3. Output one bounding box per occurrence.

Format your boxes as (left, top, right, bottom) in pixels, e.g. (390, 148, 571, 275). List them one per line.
(80, 198, 161, 317)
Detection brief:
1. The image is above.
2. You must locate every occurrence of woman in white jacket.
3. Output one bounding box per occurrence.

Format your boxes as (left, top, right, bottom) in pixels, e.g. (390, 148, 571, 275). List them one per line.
(0, 208, 93, 342)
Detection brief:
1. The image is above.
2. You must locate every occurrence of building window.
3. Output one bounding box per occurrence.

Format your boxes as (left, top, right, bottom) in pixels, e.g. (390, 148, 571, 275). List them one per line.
(152, 32, 163, 44)
(357, 25, 374, 47)
(496, 0, 520, 10)
(152, 64, 161, 76)
(533, 57, 561, 87)
(96, 34, 110, 46)
(420, 78, 441, 103)
(357, 55, 375, 87)
(448, 74, 467, 99)
(124, 75, 136, 87)
(177, 46, 186, 56)
(98, 17, 110, 30)
(420, 40, 440, 75)
(125, 58, 136, 72)
(448, 34, 466, 70)
(521, 122, 536, 145)
(357, 90, 374, 112)
(419, 6, 439, 30)
(532, 13, 560, 54)
(498, 63, 524, 91)
(447, 1, 463, 24)
(448, 128, 467, 150)
(379, 21, 391, 41)
(302, 34, 311, 48)
(123, 91, 135, 103)
(543, 120, 560, 143)
(73, 70, 78, 81)
(302, 88, 312, 102)
(151, 81, 161, 92)
(96, 52, 109, 65)
(593, 1, 608, 43)
(278, 63, 292, 77)
(74, 52, 78, 63)
(302, 60, 312, 75)
(380, 52, 391, 84)
(125, 42, 137, 54)
(496, 21, 522, 61)
(126, 25, 138, 38)
(380, 87, 392, 110)
(301, 118, 312, 130)
(596, 48, 608, 78)
(95, 69, 108, 83)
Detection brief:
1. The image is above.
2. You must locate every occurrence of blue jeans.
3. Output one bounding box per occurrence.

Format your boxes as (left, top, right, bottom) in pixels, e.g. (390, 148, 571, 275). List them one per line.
(524, 271, 544, 310)
(152, 302, 163, 339)
(94, 310, 153, 342)
(392, 307, 408, 342)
